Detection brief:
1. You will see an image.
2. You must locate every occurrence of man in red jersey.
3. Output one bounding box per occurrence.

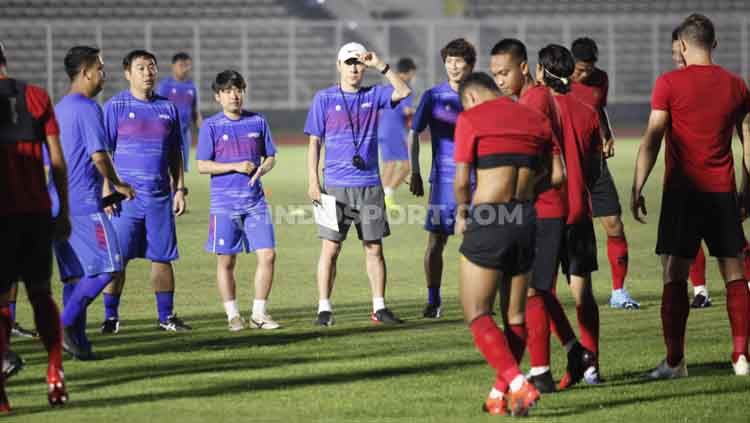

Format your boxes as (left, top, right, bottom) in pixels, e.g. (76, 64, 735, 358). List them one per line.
(633, 14, 750, 377)
(570, 37, 638, 310)
(490, 38, 596, 393)
(0, 41, 70, 410)
(455, 72, 552, 416)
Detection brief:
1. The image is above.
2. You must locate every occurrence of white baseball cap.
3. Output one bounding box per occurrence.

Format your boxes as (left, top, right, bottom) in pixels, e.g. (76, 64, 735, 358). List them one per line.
(337, 42, 366, 62)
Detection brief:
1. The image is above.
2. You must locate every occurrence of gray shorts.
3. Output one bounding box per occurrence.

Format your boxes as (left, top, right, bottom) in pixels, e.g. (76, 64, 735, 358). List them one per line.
(318, 185, 390, 242)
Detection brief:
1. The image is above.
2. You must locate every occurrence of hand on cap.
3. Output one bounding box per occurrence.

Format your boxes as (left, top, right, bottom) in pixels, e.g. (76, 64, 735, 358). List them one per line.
(358, 52, 384, 71)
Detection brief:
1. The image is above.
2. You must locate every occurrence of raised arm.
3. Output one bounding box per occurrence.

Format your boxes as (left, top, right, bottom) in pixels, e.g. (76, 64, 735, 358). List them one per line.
(359, 52, 411, 102)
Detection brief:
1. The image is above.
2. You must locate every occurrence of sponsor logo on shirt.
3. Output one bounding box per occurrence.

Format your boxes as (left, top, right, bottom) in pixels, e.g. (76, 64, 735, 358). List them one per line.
(159, 114, 170, 120)
(335, 105, 342, 111)
(222, 134, 229, 141)
(172, 88, 177, 94)
(248, 132, 260, 138)
(128, 112, 136, 119)
(361, 102, 372, 109)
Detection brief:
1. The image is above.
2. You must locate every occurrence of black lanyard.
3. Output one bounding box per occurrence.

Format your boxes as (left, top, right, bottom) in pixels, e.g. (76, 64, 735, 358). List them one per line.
(338, 86, 362, 154)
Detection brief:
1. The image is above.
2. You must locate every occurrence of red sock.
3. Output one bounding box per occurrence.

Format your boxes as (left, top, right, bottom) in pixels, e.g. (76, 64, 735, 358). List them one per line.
(726, 279, 750, 361)
(662, 280, 690, 367)
(504, 323, 527, 364)
(689, 246, 707, 287)
(526, 295, 551, 367)
(545, 292, 576, 347)
(576, 301, 600, 356)
(29, 293, 63, 371)
(470, 314, 523, 387)
(607, 236, 628, 291)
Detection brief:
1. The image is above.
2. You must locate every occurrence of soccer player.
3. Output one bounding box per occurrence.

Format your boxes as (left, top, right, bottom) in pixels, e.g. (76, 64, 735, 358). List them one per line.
(570, 37, 639, 310)
(53, 46, 136, 359)
(455, 72, 552, 416)
(409, 38, 475, 318)
(197, 70, 279, 331)
(490, 39, 597, 391)
(378, 57, 416, 210)
(101, 50, 191, 333)
(633, 14, 750, 377)
(156, 52, 201, 172)
(0, 40, 69, 409)
(305, 42, 411, 326)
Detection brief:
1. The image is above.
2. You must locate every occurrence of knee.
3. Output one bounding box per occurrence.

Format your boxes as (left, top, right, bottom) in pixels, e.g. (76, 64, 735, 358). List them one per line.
(602, 215, 624, 236)
(321, 241, 342, 261)
(364, 242, 384, 259)
(257, 249, 276, 266)
(426, 236, 447, 256)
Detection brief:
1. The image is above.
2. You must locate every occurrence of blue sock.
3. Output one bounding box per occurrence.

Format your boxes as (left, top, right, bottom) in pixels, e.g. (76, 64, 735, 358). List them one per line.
(62, 283, 75, 306)
(155, 292, 174, 322)
(103, 293, 121, 320)
(8, 302, 15, 324)
(428, 287, 441, 306)
(61, 273, 112, 327)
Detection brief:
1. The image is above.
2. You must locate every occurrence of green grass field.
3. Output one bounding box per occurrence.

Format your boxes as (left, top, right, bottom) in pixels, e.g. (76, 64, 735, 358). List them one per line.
(7, 140, 750, 422)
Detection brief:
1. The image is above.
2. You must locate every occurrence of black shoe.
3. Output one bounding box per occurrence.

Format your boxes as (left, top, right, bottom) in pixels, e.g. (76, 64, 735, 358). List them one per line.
(371, 308, 404, 325)
(527, 370, 556, 393)
(63, 326, 89, 360)
(314, 311, 334, 327)
(565, 342, 596, 389)
(158, 314, 192, 332)
(422, 303, 442, 319)
(690, 293, 712, 308)
(11, 322, 38, 338)
(2, 350, 25, 379)
(100, 317, 120, 334)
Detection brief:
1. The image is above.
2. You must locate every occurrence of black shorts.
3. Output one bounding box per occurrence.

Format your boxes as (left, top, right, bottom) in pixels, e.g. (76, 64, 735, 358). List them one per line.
(530, 217, 564, 291)
(590, 159, 622, 218)
(560, 219, 599, 278)
(656, 190, 745, 258)
(459, 201, 536, 276)
(0, 214, 53, 293)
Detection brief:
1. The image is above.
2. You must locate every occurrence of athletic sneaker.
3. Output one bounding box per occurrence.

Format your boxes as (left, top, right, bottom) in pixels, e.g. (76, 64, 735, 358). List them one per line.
(100, 317, 120, 334)
(62, 326, 90, 360)
(0, 387, 9, 414)
(158, 314, 192, 332)
(584, 366, 604, 385)
(732, 354, 749, 376)
(249, 313, 281, 330)
(482, 395, 507, 416)
(558, 342, 596, 390)
(527, 370, 556, 393)
(314, 311, 334, 327)
(422, 303, 442, 319)
(384, 194, 398, 211)
(2, 350, 25, 379)
(609, 289, 640, 309)
(11, 322, 37, 338)
(690, 293, 712, 308)
(645, 358, 688, 380)
(47, 367, 68, 406)
(506, 380, 540, 417)
(371, 308, 404, 325)
(227, 315, 247, 332)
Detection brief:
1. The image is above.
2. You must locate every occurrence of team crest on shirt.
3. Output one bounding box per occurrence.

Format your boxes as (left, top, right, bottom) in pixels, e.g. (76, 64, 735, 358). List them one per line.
(335, 105, 342, 111)
(361, 102, 372, 109)
(128, 112, 135, 119)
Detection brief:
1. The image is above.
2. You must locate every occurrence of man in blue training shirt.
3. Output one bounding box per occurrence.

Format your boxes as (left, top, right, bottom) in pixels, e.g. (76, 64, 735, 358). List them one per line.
(101, 49, 191, 333)
(156, 52, 201, 172)
(197, 70, 280, 332)
(305, 42, 411, 326)
(409, 38, 475, 319)
(378, 57, 416, 210)
(52, 46, 135, 359)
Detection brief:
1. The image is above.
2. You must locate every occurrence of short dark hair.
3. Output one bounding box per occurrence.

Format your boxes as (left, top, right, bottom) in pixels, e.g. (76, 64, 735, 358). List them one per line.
(395, 57, 416, 73)
(63, 46, 101, 81)
(571, 37, 598, 63)
(677, 13, 715, 50)
(538, 44, 574, 94)
(671, 26, 681, 42)
(490, 38, 528, 63)
(172, 52, 192, 64)
(122, 49, 157, 70)
(441, 38, 477, 68)
(458, 72, 501, 100)
(212, 70, 246, 93)
(0, 41, 6, 66)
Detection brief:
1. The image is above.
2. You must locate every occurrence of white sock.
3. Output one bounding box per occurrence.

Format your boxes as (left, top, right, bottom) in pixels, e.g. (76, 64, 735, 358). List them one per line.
(509, 375, 525, 392)
(252, 299, 267, 316)
(529, 366, 550, 376)
(223, 300, 239, 320)
(318, 299, 332, 313)
(693, 285, 708, 297)
(489, 387, 504, 399)
(384, 187, 394, 196)
(563, 340, 576, 353)
(373, 297, 386, 312)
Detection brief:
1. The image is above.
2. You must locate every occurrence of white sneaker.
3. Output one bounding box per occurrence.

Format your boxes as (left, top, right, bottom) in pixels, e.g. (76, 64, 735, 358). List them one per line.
(732, 355, 749, 376)
(227, 315, 247, 332)
(646, 358, 688, 380)
(583, 366, 603, 385)
(250, 313, 281, 330)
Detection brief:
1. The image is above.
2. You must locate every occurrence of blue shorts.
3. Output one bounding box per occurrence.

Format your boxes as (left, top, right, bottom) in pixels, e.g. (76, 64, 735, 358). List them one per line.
(54, 212, 123, 280)
(206, 205, 276, 255)
(111, 194, 179, 263)
(379, 136, 409, 162)
(425, 182, 457, 235)
(181, 126, 191, 172)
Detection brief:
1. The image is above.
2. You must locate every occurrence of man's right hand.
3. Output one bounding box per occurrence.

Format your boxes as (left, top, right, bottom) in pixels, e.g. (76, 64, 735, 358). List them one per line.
(113, 181, 136, 200)
(409, 173, 424, 197)
(308, 183, 322, 204)
(235, 161, 256, 175)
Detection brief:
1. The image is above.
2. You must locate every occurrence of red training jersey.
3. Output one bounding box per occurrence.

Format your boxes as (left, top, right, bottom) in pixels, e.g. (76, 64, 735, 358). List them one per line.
(570, 67, 609, 111)
(0, 78, 59, 216)
(651, 64, 750, 192)
(519, 84, 567, 219)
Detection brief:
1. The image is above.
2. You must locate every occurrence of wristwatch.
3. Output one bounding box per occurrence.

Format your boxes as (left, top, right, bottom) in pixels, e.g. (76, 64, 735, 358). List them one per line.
(175, 187, 189, 196)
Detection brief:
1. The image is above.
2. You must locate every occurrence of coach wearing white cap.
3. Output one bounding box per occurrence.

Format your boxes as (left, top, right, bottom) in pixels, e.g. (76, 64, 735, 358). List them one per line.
(304, 42, 411, 326)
